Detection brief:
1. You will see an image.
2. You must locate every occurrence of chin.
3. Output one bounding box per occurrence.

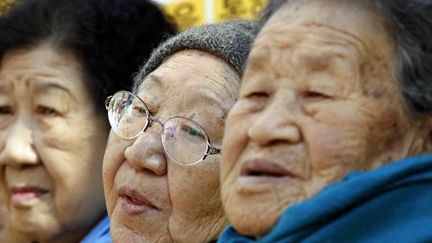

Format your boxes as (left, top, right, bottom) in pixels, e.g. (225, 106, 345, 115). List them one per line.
(111, 229, 143, 243)
(9, 217, 61, 242)
(224, 194, 283, 238)
(8, 206, 61, 241)
(111, 227, 172, 243)
(229, 209, 278, 238)
(169, 216, 227, 243)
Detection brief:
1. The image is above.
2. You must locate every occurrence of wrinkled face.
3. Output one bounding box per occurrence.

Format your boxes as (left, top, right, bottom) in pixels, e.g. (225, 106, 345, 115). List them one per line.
(104, 50, 239, 242)
(0, 198, 5, 240)
(221, 0, 427, 237)
(0, 44, 108, 242)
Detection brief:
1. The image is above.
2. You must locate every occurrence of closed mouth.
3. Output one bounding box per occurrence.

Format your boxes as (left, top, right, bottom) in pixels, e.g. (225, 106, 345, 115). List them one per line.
(240, 159, 298, 178)
(9, 186, 49, 204)
(118, 187, 159, 211)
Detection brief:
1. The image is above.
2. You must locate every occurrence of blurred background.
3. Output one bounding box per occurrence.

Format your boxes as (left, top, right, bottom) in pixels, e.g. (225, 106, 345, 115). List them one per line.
(0, 0, 269, 31)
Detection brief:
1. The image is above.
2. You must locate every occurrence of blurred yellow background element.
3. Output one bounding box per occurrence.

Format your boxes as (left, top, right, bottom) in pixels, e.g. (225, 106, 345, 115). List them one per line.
(0, 0, 267, 31)
(0, 0, 19, 15)
(156, 0, 268, 31)
(162, 0, 206, 31)
(213, 0, 267, 22)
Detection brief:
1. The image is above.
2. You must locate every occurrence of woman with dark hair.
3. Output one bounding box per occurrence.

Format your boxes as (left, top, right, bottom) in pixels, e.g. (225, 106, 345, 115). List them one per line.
(0, 0, 174, 242)
(219, 0, 432, 242)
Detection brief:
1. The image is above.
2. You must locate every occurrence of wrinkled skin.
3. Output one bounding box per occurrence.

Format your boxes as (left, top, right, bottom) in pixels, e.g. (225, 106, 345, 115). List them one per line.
(0, 198, 8, 242)
(0, 43, 108, 243)
(221, 0, 432, 237)
(104, 50, 239, 243)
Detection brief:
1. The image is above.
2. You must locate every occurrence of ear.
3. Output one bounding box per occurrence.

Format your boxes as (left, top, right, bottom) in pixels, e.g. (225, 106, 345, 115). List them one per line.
(425, 119, 432, 152)
(419, 117, 432, 153)
(406, 117, 432, 155)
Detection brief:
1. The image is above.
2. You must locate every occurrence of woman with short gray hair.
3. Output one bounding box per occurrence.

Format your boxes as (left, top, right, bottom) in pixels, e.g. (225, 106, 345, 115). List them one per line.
(103, 20, 258, 242)
(219, 0, 432, 242)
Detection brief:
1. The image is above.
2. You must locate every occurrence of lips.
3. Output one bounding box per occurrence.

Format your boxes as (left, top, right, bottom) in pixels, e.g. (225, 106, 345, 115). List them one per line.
(241, 159, 297, 178)
(235, 159, 301, 193)
(118, 187, 159, 215)
(10, 186, 49, 206)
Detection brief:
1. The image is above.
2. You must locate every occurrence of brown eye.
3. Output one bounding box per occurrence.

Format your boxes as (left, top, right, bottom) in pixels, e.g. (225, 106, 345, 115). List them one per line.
(0, 106, 13, 115)
(303, 90, 331, 99)
(36, 106, 59, 116)
(245, 92, 269, 99)
(132, 105, 147, 117)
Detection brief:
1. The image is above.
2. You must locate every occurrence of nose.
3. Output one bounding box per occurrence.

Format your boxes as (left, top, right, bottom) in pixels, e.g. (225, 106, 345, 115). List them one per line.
(247, 90, 303, 146)
(124, 122, 167, 176)
(0, 118, 38, 167)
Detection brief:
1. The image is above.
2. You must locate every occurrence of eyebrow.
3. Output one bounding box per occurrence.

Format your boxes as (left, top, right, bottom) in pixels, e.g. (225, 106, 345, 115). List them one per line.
(136, 74, 165, 95)
(33, 82, 76, 100)
(184, 88, 228, 119)
(144, 74, 163, 87)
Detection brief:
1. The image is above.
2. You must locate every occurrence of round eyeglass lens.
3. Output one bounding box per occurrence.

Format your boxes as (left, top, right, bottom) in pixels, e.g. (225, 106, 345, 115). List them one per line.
(162, 117, 208, 165)
(108, 92, 149, 139)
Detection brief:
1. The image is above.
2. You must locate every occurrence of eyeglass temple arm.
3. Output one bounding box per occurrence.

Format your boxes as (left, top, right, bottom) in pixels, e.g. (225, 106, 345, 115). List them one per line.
(105, 96, 113, 109)
(206, 146, 221, 155)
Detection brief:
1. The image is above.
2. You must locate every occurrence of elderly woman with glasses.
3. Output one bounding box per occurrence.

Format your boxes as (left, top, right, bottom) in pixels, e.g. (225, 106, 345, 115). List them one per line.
(0, 0, 174, 242)
(103, 20, 258, 242)
(219, 0, 432, 242)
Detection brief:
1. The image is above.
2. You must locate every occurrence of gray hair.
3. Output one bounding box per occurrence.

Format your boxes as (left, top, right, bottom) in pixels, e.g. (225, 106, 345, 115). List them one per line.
(261, 0, 432, 117)
(133, 20, 259, 92)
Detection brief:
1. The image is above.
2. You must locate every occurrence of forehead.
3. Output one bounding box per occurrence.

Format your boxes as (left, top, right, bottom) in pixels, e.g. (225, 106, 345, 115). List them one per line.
(257, 0, 394, 59)
(0, 43, 86, 96)
(136, 50, 239, 113)
(141, 51, 236, 88)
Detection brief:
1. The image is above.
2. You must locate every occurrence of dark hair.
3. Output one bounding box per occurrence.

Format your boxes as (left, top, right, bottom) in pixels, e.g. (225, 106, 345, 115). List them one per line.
(0, 0, 175, 113)
(261, 0, 432, 117)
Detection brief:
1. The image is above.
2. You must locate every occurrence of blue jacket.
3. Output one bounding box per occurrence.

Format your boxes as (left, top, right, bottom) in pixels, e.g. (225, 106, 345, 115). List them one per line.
(219, 153, 432, 243)
(81, 215, 112, 243)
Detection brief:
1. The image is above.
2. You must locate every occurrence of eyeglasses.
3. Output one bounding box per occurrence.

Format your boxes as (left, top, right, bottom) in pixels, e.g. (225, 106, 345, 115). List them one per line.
(105, 91, 221, 165)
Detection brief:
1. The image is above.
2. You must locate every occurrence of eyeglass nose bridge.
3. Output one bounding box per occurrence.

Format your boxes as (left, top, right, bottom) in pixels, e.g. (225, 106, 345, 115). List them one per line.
(144, 115, 164, 133)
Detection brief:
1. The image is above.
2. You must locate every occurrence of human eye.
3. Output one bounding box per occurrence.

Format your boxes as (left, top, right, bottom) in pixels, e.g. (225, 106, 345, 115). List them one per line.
(0, 105, 13, 115)
(33, 93, 71, 117)
(180, 124, 205, 141)
(35, 105, 60, 116)
(132, 105, 147, 116)
(182, 125, 202, 137)
(238, 88, 270, 113)
(301, 88, 336, 117)
(133, 105, 145, 113)
(302, 89, 333, 101)
(244, 91, 269, 100)
(240, 78, 271, 103)
(0, 104, 14, 128)
(303, 90, 331, 99)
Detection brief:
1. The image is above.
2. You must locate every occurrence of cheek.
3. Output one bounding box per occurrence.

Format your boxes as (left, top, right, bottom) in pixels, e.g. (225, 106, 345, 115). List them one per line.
(167, 159, 224, 242)
(36, 114, 107, 154)
(39, 117, 107, 175)
(304, 123, 368, 172)
(168, 159, 221, 214)
(220, 108, 250, 180)
(39, 119, 108, 206)
(304, 104, 372, 173)
(35, 117, 74, 148)
(365, 104, 408, 155)
(103, 134, 130, 212)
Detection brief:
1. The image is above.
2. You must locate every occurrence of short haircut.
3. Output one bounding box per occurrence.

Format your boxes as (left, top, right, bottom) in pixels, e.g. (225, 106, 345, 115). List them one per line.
(261, 0, 432, 116)
(0, 0, 175, 113)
